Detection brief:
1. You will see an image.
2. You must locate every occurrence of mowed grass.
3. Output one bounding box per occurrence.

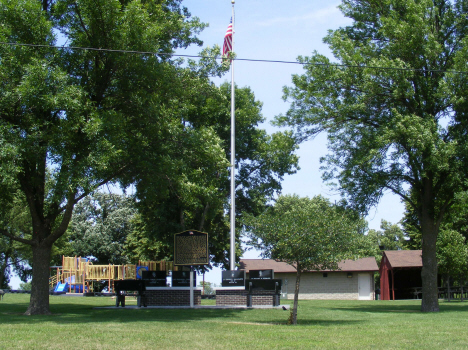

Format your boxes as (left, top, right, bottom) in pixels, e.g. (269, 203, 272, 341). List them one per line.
(1, 294, 468, 349)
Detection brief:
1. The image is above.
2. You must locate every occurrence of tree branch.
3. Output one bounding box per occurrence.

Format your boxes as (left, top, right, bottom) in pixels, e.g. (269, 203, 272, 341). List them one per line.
(45, 190, 77, 245)
(0, 228, 34, 246)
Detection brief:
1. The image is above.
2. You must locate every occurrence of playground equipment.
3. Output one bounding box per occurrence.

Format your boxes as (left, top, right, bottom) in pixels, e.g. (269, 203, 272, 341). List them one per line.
(54, 282, 68, 293)
(50, 256, 178, 294)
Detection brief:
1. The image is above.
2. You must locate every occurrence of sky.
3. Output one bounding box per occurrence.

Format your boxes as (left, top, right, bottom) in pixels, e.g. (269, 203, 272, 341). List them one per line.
(174, 0, 405, 286)
(9, 0, 405, 289)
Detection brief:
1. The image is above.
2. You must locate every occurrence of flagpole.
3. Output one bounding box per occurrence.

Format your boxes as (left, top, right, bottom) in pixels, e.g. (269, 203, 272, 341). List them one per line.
(229, 0, 236, 271)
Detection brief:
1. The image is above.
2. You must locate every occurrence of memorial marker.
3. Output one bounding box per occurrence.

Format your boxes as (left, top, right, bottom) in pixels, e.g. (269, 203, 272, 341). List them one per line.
(141, 270, 166, 287)
(174, 230, 209, 266)
(222, 270, 245, 287)
(172, 271, 196, 287)
(174, 230, 209, 308)
(249, 269, 274, 280)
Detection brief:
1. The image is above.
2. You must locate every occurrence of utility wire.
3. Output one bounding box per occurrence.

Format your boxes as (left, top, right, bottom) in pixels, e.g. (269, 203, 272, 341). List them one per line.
(1, 41, 467, 75)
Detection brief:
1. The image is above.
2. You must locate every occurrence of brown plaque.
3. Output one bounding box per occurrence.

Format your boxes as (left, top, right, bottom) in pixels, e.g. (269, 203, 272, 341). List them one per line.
(174, 230, 209, 266)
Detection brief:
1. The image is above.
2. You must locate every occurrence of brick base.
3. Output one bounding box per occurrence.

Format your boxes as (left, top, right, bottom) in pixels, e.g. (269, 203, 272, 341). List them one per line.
(142, 289, 201, 306)
(216, 289, 280, 307)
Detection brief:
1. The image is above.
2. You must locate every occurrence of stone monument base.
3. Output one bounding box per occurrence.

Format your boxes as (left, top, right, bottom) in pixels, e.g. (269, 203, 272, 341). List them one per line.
(215, 287, 280, 307)
(143, 287, 202, 306)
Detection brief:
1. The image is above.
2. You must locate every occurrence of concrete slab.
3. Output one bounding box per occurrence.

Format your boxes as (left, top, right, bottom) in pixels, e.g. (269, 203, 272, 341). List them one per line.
(95, 305, 290, 310)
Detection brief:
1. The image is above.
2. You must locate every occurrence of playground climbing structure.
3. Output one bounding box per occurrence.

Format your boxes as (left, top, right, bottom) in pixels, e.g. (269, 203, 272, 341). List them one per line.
(50, 256, 178, 293)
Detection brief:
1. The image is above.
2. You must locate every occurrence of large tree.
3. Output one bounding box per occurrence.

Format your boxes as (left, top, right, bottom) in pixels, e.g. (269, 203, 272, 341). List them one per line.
(0, 236, 29, 289)
(69, 192, 136, 265)
(0, 0, 220, 314)
(368, 220, 407, 252)
(357, 220, 407, 264)
(127, 83, 299, 267)
(277, 0, 468, 312)
(244, 195, 364, 325)
(0, 190, 32, 288)
(436, 229, 468, 301)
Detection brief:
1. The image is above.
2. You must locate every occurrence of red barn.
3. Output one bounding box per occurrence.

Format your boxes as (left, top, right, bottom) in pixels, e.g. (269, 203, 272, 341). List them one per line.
(379, 250, 423, 300)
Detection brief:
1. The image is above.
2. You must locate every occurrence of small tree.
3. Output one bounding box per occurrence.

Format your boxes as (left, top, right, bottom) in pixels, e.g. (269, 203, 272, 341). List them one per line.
(244, 195, 364, 325)
(436, 229, 468, 301)
(19, 281, 32, 291)
(199, 281, 214, 296)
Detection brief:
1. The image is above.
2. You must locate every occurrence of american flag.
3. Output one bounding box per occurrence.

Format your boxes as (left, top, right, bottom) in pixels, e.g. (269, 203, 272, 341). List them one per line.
(223, 18, 233, 56)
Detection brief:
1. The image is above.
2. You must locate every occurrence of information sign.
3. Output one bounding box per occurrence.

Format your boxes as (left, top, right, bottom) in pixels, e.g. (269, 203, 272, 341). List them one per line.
(172, 271, 196, 287)
(174, 230, 209, 266)
(141, 270, 166, 287)
(222, 270, 246, 287)
(249, 269, 274, 280)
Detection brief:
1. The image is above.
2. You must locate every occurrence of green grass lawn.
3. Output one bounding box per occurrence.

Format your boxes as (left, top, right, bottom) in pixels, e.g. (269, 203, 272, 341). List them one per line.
(1, 294, 468, 349)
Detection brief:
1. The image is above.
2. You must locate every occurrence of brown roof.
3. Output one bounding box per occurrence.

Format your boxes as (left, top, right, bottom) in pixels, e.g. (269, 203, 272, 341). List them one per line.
(239, 257, 378, 273)
(383, 250, 422, 268)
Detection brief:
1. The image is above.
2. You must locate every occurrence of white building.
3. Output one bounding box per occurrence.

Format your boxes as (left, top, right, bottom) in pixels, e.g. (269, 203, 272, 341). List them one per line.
(239, 258, 378, 300)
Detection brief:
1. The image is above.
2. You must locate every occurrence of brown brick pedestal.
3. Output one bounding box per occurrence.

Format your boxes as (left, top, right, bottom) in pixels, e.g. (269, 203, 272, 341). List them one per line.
(143, 287, 202, 306)
(215, 287, 280, 307)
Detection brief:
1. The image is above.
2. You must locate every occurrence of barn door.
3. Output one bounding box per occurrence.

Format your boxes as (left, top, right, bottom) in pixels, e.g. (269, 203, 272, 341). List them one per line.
(358, 273, 372, 300)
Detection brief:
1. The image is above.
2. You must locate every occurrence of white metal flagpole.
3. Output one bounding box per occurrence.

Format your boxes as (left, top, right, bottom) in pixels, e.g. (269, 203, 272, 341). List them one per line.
(229, 0, 236, 271)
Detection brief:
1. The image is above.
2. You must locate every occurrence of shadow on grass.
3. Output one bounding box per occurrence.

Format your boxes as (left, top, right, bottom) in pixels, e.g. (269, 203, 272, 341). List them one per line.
(0, 298, 365, 328)
(0, 296, 297, 326)
(5, 297, 467, 327)
(1, 305, 249, 325)
(289, 319, 362, 326)
(323, 300, 468, 314)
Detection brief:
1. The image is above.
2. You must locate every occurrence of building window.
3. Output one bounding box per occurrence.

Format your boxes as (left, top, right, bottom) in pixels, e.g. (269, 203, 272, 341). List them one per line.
(323, 273, 328, 278)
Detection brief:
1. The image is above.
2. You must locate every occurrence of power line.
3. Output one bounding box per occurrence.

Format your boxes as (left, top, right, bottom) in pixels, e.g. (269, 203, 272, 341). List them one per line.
(1, 41, 467, 75)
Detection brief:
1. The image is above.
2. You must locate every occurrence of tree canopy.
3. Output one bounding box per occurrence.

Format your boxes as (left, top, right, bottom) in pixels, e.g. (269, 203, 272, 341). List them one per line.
(126, 83, 299, 268)
(357, 220, 407, 264)
(68, 192, 136, 265)
(277, 0, 468, 312)
(0, 189, 32, 288)
(437, 229, 468, 281)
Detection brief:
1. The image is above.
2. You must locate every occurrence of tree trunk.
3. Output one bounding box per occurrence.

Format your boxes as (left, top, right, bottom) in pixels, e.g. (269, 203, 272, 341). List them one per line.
(0, 238, 14, 289)
(289, 268, 301, 325)
(0, 263, 6, 288)
(460, 275, 464, 302)
(446, 275, 451, 302)
(199, 203, 210, 232)
(0, 253, 9, 288)
(180, 208, 185, 231)
(25, 243, 53, 315)
(420, 219, 439, 312)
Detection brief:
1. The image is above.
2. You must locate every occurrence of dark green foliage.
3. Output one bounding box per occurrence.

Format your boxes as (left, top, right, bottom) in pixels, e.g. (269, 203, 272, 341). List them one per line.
(436, 229, 468, 278)
(0, 192, 33, 289)
(127, 83, 299, 268)
(69, 192, 136, 264)
(358, 220, 407, 265)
